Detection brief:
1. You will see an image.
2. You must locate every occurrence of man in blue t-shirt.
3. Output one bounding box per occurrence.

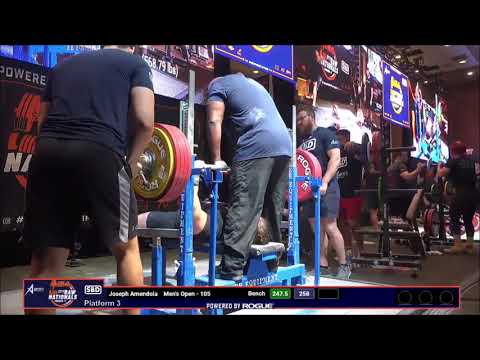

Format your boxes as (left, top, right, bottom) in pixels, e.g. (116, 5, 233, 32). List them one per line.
(296, 105, 350, 279)
(23, 45, 154, 315)
(207, 72, 292, 281)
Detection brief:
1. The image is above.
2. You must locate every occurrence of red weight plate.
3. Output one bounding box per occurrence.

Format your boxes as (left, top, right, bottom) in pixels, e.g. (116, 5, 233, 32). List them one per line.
(167, 124, 191, 202)
(159, 124, 192, 203)
(174, 124, 192, 202)
(156, 124, 184, 203)
(296, 148, 323, 202)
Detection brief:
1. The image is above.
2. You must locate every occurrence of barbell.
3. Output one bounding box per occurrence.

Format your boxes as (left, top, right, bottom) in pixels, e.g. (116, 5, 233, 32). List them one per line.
(342, 131, 381, 165)
(133, 125, 325, 203)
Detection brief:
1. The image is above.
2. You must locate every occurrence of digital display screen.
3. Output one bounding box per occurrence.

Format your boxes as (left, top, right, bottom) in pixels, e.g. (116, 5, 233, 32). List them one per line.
(295, 45, 354, 103)
(0, 45, 100, 68)
(382, 61, 410, 128)
(135, 45, 215, 104)
(313, 98, 374, 145)
(411, 84, 449, 163)
(359, 46, 383, 114)
(215, 45, 294, 82)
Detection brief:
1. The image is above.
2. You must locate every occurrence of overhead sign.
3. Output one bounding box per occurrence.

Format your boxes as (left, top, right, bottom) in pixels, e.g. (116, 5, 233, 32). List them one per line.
(214, 45, 294, 82)
(382, 61, 410, 128)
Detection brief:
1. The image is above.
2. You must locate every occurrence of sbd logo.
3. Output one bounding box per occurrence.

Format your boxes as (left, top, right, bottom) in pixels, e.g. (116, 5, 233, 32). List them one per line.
(84, 285, 102, 295)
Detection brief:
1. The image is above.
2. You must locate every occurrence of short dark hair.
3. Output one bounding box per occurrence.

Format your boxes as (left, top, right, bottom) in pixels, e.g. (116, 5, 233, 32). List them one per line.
(297, 104, 315, 119)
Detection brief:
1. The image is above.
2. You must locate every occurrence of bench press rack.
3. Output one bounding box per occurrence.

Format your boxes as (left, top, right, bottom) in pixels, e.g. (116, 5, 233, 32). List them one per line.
(136, 75, 323, 314)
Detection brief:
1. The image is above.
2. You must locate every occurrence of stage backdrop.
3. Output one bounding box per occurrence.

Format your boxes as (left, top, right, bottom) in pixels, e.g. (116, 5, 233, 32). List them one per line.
(0, 56, 48, 232)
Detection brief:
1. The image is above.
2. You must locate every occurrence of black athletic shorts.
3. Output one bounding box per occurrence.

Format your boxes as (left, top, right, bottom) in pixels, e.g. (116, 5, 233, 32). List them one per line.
(23, 138, 138, 251)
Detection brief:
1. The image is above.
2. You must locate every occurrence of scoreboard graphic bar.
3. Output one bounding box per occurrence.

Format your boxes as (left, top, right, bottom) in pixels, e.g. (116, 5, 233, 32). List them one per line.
(24, 279, 460, 311)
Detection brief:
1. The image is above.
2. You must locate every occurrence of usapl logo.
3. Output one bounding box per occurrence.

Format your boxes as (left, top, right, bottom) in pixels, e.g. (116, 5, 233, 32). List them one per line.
(390, 77, 404, 115)
(48, 280, 78, 308)
(319, 45, 338, 82)
(3, 92, 40, 189)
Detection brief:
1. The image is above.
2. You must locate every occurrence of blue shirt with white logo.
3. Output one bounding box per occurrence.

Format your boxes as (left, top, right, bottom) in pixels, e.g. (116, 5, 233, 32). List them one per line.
(207, 73, 292, 162)
(299, 126, 340, 181)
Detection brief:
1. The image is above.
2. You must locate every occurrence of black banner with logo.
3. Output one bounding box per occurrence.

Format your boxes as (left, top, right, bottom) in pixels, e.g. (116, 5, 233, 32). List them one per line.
(0, 56, 49, 232)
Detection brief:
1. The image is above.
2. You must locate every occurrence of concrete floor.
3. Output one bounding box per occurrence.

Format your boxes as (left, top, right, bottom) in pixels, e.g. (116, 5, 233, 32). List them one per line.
(1, 242, 478, 315)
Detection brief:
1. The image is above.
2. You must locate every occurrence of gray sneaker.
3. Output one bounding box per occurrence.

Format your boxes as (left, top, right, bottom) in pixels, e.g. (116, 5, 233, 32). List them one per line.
(336, 264, 352, 280)
(320, 266, 332, 276)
